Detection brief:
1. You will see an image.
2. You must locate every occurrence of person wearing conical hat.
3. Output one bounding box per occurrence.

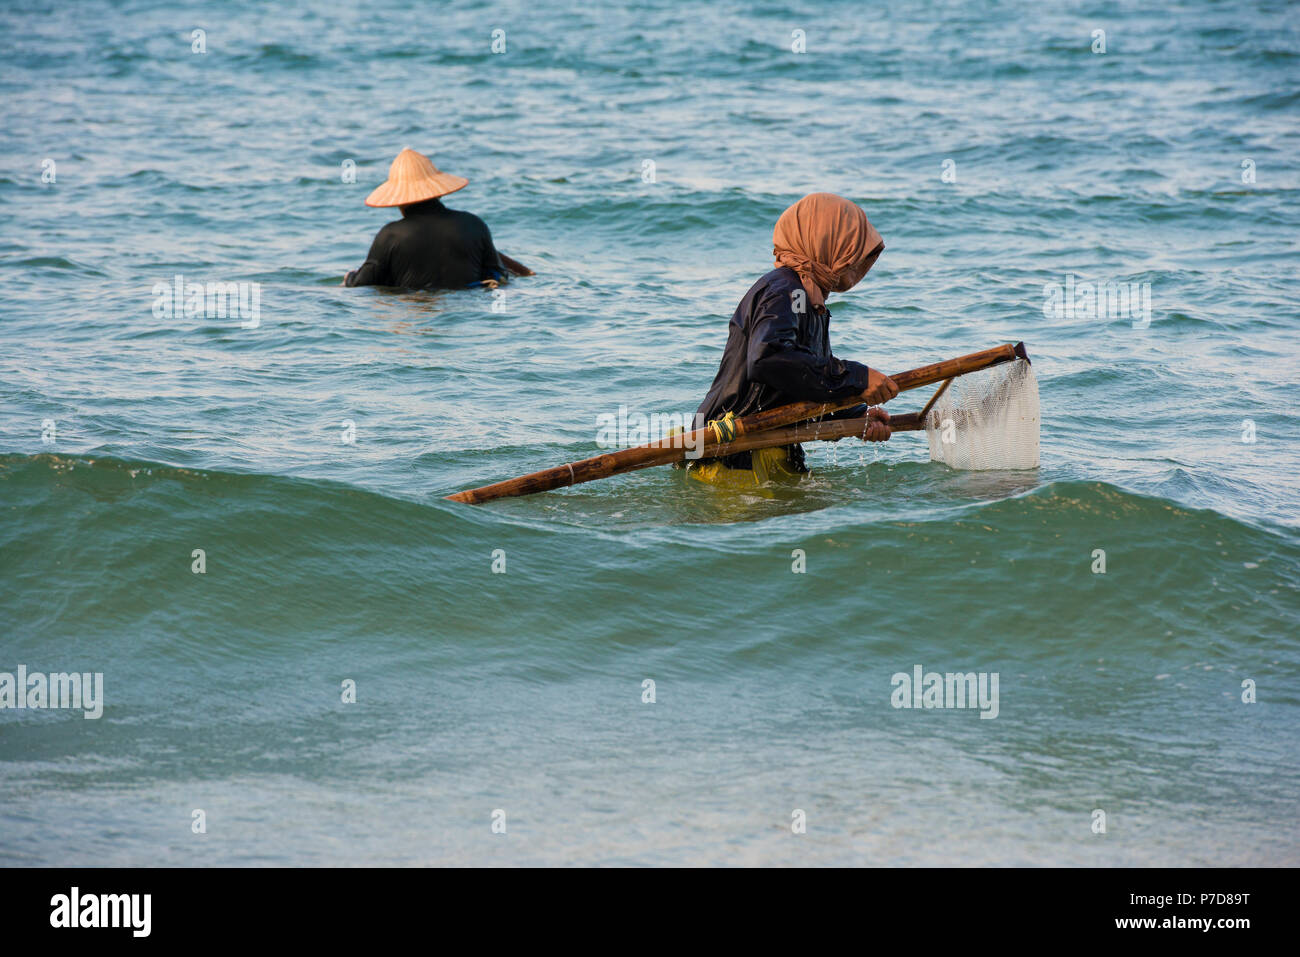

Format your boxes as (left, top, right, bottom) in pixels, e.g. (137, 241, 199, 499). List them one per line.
(687, 193, 897, 487)
(344, 148, 530, 291)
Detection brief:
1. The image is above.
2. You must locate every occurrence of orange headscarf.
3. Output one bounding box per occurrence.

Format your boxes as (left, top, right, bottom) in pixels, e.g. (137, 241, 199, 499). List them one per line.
(773, 193, 884, 309)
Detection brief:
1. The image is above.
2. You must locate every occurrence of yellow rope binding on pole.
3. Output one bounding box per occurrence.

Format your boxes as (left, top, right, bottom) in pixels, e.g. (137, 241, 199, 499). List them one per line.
(707, 411, 739, 445)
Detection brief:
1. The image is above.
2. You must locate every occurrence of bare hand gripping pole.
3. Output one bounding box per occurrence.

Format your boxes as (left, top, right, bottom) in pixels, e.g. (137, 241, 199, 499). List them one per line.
(446, 342, 1028, 504)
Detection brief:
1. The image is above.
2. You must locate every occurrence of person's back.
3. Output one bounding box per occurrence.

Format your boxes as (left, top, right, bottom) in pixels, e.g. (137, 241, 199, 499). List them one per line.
(346, 198, 503, 290)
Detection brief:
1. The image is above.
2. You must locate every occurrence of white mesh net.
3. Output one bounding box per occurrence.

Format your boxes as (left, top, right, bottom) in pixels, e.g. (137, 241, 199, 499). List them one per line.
(924, 359, 1039, 470)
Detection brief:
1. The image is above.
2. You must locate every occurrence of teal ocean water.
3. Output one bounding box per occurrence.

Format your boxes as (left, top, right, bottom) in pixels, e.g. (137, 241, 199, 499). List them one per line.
(2, 0, 1298, 865)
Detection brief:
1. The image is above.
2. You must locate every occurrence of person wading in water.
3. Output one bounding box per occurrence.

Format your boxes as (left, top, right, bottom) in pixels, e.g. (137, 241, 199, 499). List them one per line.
(343, 148, 531, 291)
(688, 192, 897, 487)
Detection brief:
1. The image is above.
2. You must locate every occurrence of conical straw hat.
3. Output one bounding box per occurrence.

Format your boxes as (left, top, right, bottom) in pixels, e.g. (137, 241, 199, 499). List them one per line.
(364, 148, 469, 207)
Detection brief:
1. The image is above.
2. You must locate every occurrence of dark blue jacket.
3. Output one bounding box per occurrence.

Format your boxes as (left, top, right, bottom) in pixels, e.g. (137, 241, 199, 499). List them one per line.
(694, 267, 873, 467)
(696, 263, 868, 413)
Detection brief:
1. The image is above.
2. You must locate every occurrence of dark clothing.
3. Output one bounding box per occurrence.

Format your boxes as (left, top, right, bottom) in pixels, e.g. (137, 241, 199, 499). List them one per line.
(695, 266, 873, 470)
(345, 198, 505, 290)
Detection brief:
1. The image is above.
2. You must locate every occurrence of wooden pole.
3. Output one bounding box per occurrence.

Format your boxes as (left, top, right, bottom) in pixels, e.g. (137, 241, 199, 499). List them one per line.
(705, 411, 926, 457)
(917, 377, 953, 423)
(446, 342, 1026, 504)
(499, 253, 534, 277)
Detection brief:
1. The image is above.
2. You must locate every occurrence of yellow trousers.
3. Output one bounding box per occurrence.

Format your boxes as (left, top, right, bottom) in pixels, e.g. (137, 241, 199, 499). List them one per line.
(686, 446, 803, 489)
